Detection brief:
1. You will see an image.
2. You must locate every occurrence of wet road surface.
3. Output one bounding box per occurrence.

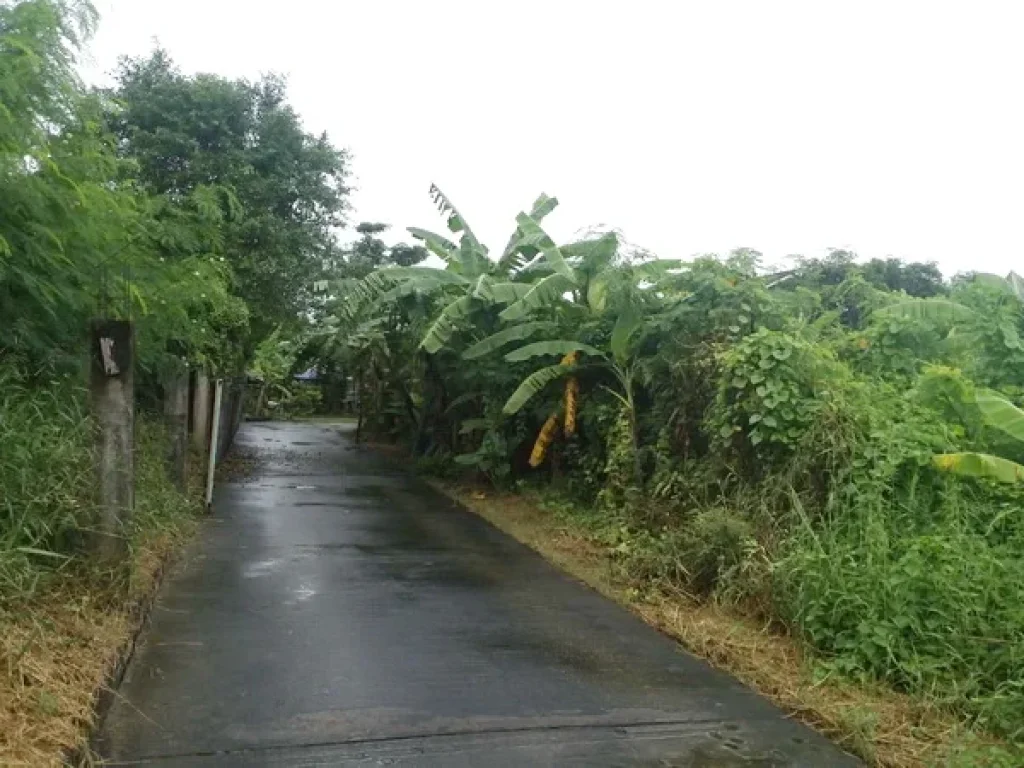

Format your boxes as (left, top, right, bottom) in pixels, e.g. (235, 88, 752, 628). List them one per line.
(97, 421, 860, 766)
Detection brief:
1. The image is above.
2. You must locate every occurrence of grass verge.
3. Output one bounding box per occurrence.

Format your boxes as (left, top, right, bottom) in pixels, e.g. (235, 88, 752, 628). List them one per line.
(0, 425, 204, 767)
(434, 481, 1019, 768)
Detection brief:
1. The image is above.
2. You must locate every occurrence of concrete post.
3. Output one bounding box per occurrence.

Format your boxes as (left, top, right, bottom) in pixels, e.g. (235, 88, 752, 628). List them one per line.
(191, 370, 211, 451)
(205, 379, 225, 509)
(90, 319, 134, 561)
(163, 368, 189, 492)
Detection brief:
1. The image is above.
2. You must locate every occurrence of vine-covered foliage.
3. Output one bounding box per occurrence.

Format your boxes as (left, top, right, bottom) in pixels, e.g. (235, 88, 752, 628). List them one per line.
(320, 188, 1024, 742)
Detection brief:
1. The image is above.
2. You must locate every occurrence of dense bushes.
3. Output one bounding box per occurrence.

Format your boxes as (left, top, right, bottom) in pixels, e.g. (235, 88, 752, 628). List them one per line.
(320, 192, 1024, 745)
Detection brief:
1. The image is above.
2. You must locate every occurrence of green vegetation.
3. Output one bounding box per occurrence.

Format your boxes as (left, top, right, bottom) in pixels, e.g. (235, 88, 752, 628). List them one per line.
(0, 2, 352, 760)
(321, 191, 1024, 754)
(4, 0, 1023, 763)
(0, 0, 351, 579)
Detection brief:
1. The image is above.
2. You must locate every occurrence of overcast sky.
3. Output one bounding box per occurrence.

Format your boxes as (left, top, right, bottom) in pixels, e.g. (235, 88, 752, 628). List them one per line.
(82, 1, 1024, 276)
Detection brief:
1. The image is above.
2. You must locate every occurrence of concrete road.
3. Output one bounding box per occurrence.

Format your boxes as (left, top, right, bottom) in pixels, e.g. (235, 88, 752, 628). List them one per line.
(97, 421, 859, 766)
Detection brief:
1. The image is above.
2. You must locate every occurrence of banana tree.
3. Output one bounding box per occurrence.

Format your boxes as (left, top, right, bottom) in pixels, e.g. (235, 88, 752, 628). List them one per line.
(933, 390, 1024, 482)
(874, 271, 1024, 388)
(876, 270, 1024, 323)
(458, 216, 683, 480)
(338, 185, 565, 353)
(465, 302, 649, 481)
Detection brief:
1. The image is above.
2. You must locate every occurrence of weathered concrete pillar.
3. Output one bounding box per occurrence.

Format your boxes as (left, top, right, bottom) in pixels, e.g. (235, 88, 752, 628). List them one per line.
(205, 379, 225, 509)
(163, 368, 189, 492)
(90, 319, 134, 561)
(191, 370, 211, 452)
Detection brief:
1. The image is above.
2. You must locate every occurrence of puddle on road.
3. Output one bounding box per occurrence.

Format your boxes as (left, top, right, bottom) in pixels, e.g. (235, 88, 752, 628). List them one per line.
(284, 582, 317, 605)
(243, 559, 283, 578)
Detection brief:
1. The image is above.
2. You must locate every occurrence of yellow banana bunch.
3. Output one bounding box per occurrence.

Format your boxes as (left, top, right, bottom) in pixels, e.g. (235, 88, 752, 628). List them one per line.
(529, 412, 561, 467)
(529, 351, 580, 468)
(564, 377, 579, 436)
(561, 351, 579, 437)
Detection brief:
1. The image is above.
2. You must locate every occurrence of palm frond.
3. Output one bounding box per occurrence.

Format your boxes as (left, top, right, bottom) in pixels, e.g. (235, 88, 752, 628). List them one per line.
(875, 298, 979, 325)
(514, 213, 574, 280)
(420, 294, 476, 354)
(463, 321, 557, 360)
(407, 227, 457, 263)
(976, 390, 1024, 443)
(503, 363, 574, 414)
(499, 272, 576, 321)
(498, 193, 560, 270)
(504, 340, 604, 362)
(933, 452, 1024, 483)
(428, 183, 483, 253)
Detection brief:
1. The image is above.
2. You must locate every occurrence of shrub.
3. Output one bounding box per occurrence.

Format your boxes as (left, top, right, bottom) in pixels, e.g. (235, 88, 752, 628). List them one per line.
(708, 329, 836, 469)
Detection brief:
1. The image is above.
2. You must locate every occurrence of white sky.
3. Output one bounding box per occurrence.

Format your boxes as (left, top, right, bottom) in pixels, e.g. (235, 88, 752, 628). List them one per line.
(81, 0, 1024, 276)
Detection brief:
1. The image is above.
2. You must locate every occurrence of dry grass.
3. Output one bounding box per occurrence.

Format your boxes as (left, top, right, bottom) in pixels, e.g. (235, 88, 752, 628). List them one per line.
(436, 482, 1013, 768)
(0, 488, 201, 767)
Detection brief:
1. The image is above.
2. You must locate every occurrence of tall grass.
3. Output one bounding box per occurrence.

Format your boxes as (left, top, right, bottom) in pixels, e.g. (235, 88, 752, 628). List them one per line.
(0, 362, 201, 602)
(0, 364, 95, 599)
(776, 479, 1024, 741)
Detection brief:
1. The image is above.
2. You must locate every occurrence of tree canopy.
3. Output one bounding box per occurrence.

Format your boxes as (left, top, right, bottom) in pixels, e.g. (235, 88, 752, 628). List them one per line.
(108, 50, 352, 344)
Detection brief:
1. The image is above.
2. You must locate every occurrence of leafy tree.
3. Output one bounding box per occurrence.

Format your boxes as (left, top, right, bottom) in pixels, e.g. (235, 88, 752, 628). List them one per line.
(0, 0, 115, 362)
(340, 222, 427, 279)
(108, 51, 352, 348)
(862, 257, 945, 298)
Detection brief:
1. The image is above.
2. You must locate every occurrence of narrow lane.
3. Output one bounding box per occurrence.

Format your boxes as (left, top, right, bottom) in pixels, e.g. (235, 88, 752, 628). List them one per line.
(98, 421, 859, 766)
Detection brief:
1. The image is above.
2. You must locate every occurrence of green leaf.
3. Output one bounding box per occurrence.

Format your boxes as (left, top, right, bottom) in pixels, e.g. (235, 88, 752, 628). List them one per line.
(528, 193, 559, 223)
(470, 274, 494, 300)
(976, 390, 1024, 443)
(610, 306, 642, 364)
(564, 233, 619, 276)
(974, 273, 1012, 293)
(488, 282, 533, 305)
(497, 194, 560, 269)
(504, 340, 604, 362)
(933, 452, 1024, 483)
(379, 266, 468, 283)
(15, 547, 70, 560)
(499, 272, 577, 321)
(373, 271, 469, 305)
(420, 295, 475, 353)
(428, 184, 483, 252)
(632, 259, 683, 281)
(463, 321, 557, 359)
(875, 299, 979, 325)
(514, 213, 574, 279)
(503, 364, 574, 414)
(587, 275, 609, 313)
(407, 227, 457, 262)
(1000, 322, 1023, 351)
(459, 418, 489, 434)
